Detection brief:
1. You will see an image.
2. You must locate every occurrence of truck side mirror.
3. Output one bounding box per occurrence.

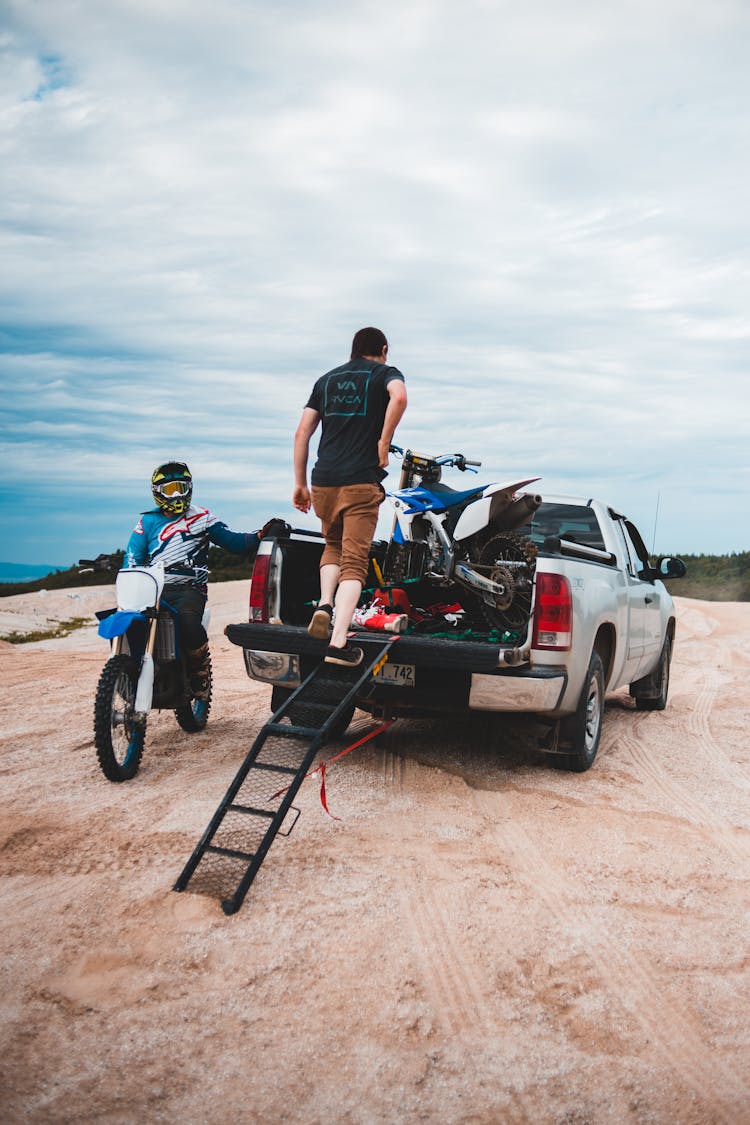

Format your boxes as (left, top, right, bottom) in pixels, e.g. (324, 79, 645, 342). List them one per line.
(658, 556, 687, 579)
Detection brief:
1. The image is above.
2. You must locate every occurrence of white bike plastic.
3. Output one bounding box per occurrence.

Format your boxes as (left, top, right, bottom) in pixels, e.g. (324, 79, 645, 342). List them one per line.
(134, 652, 155, 716)
(116, 564, 165, 611)
(115, 565, 164, 719)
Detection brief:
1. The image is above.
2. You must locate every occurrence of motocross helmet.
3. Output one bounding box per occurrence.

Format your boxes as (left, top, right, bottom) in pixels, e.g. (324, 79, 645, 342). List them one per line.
(151, 461, 193, 516)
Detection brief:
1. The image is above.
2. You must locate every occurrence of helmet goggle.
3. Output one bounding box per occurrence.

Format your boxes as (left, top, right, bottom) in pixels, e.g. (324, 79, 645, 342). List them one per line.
(158, 480, 191, 498)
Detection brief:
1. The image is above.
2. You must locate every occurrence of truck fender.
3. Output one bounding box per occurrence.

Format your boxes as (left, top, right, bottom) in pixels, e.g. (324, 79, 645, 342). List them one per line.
(593, 623, 616, 689)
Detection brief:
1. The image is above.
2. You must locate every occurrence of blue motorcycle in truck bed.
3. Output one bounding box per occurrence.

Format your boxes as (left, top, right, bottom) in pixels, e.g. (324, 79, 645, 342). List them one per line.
(381, 447, 542, 632)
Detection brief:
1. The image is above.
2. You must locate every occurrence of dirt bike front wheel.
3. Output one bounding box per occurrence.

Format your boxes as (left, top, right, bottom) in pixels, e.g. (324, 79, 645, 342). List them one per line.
(93, 655, 146, 782)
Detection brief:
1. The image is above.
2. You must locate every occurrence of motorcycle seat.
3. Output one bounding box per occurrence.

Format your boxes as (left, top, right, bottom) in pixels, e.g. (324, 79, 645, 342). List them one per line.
(422, 482, 485, 503)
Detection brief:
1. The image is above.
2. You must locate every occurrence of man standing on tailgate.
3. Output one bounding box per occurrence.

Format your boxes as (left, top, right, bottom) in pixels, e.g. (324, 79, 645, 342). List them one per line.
(293, 327, 408, 666)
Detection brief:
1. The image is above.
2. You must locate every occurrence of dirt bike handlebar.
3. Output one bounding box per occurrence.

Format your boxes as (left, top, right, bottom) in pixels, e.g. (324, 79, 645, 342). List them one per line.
(387, 446, 482, 472)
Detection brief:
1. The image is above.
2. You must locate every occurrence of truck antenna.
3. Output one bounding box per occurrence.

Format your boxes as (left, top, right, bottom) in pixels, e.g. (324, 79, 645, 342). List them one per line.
(651, 490, 661, 554)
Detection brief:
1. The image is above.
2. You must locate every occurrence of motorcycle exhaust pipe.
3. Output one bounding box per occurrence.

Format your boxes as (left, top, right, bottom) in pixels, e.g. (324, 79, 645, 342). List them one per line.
(491, 491, 542, 530)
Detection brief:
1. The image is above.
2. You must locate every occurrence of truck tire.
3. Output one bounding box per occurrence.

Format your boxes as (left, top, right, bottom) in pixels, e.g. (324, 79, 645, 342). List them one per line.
(557, 651, 604, 772)
(632, 636, 671, 712)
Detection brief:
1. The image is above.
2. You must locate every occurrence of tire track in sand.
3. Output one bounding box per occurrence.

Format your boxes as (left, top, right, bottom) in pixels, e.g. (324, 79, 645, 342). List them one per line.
(379, 744, 406, 790)
(621, 722, 750, 866)
(395, 871, 490, 1038)
(684, 659, 750, 791)
(471, 787, 750, 1123)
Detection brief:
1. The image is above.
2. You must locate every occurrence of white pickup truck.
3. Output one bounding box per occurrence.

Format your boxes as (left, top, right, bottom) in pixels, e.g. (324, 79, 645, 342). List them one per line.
(225, 497, 686, 772)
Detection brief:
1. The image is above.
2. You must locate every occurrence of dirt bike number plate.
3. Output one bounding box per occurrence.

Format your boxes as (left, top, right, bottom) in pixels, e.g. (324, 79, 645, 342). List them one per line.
(374, 662, 415, 687)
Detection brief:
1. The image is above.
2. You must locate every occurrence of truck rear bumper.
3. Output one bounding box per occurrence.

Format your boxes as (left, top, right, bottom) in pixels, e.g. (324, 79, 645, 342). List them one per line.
(468, 670, 566, 711)
(229, 623, 567, 716)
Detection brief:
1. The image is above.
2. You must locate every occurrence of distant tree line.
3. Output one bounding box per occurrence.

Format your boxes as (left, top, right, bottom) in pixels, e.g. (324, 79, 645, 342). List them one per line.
(1, 546, 748, 602)
(0, 545, 255, 597)
(662, 550, 750, 602)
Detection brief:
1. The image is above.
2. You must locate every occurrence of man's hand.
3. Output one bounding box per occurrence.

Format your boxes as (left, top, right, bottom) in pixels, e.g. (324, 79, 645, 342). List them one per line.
(378, 438, 391, 469)
(293, 484, 311, 513)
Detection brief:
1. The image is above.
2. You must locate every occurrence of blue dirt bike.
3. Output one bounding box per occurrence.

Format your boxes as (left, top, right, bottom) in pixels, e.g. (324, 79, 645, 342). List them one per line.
(94, 563, 211, 782)
(382, 447, 542, 633)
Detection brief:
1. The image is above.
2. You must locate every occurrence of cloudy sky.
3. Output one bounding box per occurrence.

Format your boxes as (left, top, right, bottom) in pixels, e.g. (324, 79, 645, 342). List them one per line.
(1, 0, 748, 569)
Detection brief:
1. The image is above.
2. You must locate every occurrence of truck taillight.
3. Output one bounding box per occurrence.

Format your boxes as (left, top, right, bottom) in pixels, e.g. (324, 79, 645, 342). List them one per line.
(248, 552, 271, 623)
(532, 572, 572, 650)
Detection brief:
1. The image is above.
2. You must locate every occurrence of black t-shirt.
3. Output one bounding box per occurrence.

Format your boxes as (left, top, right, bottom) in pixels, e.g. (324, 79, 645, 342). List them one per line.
(306, 358, 405, 486)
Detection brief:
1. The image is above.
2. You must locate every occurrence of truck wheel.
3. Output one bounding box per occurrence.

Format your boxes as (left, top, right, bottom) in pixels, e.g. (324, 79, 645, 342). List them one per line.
(633, 636, 671, 712)
(557, 651, 604, 772)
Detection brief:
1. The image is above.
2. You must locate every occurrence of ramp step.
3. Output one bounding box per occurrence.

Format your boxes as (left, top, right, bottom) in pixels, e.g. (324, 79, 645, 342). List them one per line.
(206, 844, 256, 862)
(264, 722, 322, 738)
(227, 803, 275, 817)
(250, 761, 299, 775)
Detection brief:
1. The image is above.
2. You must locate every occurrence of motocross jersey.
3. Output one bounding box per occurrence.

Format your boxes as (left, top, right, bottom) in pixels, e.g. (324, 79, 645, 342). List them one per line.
(125, 507, 258, 590)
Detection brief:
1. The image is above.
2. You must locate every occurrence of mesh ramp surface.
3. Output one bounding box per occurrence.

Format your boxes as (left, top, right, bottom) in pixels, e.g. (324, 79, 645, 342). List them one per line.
(173, 635, 398, 914)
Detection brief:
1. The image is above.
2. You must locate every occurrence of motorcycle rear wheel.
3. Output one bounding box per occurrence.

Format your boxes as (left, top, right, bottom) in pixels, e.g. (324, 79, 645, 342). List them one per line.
(467, 530, 537, 633)
(94, 655, 145, 782)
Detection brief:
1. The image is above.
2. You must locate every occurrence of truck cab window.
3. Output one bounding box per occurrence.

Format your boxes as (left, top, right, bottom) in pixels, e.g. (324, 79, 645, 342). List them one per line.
(525, 503, 606, 551)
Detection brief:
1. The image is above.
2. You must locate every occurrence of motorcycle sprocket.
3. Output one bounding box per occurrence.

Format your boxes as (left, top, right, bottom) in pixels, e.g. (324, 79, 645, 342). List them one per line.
(470, 530, 537, 632)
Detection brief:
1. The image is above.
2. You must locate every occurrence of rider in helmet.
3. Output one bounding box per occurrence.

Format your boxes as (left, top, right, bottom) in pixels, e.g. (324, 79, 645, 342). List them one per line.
(125, 461, 273, 695)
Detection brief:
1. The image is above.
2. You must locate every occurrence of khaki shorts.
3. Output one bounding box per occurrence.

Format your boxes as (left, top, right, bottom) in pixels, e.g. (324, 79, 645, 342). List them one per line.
(311, 483, 384, 584)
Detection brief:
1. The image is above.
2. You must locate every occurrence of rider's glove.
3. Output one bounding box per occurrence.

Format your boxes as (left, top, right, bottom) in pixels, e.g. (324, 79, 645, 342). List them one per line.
(259, 517, 291, 540)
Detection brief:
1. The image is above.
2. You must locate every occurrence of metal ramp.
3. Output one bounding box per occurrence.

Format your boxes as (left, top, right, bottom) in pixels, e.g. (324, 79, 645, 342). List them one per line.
(173, 634, 398, 915)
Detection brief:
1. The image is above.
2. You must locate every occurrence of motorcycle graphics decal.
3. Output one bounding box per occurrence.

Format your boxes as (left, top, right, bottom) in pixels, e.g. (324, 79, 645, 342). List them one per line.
(392, 484, 485, 514)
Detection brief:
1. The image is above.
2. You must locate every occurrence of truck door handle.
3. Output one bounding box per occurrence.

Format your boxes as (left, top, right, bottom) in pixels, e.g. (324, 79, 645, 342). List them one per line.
(645, 595, 654, 604)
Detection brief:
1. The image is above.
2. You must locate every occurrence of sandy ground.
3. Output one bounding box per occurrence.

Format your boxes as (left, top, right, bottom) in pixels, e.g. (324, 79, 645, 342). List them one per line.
(1, 580, 749, 1124)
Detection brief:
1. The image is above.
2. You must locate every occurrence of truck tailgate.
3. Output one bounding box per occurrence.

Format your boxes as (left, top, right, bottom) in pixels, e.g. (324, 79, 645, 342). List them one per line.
(225, 622, 513, 671)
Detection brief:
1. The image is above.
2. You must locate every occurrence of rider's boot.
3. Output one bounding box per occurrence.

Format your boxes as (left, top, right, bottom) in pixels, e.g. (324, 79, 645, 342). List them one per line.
(186, 643, 211, 699)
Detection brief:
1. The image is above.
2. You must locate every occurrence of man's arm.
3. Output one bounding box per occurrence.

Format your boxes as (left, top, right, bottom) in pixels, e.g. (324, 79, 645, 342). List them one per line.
(293, 407, 320, 512)
(208, 522, 259, 555)
(378, 380, 408, 468)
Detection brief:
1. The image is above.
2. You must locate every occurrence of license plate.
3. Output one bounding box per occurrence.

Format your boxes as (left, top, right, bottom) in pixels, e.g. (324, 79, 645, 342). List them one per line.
(375, 662, 415, 687)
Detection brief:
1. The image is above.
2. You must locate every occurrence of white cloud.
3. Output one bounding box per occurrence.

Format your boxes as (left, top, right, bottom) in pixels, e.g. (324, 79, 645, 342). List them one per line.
(1, 0, 749, 562)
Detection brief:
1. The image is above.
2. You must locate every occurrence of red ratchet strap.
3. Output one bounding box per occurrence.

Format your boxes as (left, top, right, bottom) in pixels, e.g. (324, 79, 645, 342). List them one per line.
(271, 720, 394, 819)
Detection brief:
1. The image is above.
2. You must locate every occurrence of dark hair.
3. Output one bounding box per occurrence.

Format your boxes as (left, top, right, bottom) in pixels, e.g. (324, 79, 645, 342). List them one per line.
(350, 327, 388, 360)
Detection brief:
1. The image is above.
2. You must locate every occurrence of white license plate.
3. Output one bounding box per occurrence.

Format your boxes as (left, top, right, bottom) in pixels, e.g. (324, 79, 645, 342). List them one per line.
(375, 662, 415, 687)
